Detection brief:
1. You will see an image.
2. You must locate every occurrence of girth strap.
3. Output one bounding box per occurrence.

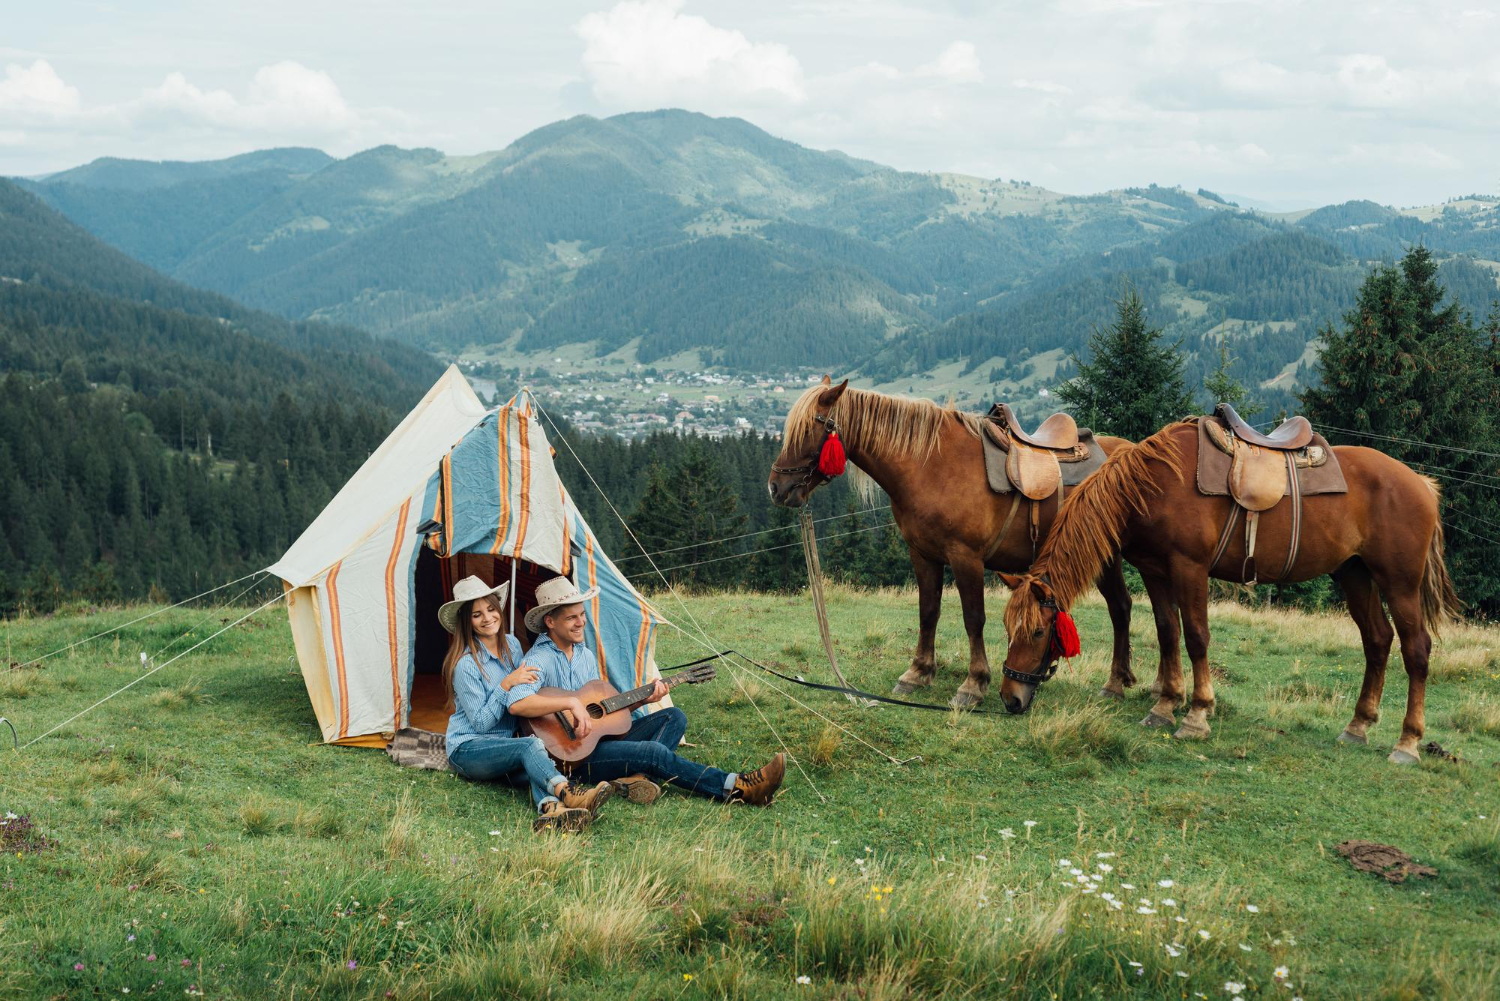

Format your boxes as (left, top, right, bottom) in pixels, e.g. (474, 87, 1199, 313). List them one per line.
(1211, 452, 1305, 584)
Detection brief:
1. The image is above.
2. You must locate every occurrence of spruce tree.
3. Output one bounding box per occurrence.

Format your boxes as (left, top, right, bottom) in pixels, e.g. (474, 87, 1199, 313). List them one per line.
(1057, 283, 1197, 440)
(1302, 246, 1500, 613)
(1202, 339, 1262, 418)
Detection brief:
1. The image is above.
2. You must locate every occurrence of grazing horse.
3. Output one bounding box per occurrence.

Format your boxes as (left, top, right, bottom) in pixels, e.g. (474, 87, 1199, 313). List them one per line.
(994, 420, 1463, 764)
(766, 378, 1135, 708)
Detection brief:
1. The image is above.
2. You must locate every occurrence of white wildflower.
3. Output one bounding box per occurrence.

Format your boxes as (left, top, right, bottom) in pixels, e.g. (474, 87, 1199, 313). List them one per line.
(1095, 851, 1116, 858)
(1159, 879, 1174, 888)
(1162, 898, 1177, 907)
(1024, 820, 1037, 828)
(1164, 945, 1181, 957)
(1224, 983, 1245, 996)
(1246, 904, 1260, 913)
(1128, 961, 1143, 968)
(1059, 859, 1073, 867)
(1137, 906, 1156, 915)
(1121, 883, 1136, 890)
(975, 854, 988, 861)
(999, 828, 1016, 839)
(1274, 966, 1289, 979)
(1239, 943, 1253, 952)
(1070, 868, 1083, 876)
(1097, 863, 1114, 872)
(1198, 929, 1211, 940)
(796, 975, 811, 985)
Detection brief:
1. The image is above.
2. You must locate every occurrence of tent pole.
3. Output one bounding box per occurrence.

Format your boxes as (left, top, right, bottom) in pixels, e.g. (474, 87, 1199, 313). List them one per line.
(508, 558, 518, 635)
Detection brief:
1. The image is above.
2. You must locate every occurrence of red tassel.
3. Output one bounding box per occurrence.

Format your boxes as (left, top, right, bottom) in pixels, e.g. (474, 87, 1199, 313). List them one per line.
(818, 432, 847, 477)
(1051, 609, 1081, 659)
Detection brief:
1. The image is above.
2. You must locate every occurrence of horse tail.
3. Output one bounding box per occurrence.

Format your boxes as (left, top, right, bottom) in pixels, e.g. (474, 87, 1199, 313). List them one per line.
(1418, 477, 1464, 636)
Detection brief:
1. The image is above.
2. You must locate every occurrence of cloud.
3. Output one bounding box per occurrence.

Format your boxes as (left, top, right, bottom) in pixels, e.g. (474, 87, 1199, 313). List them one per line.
(135, 61, 362, 135)
(918, 42, 982, 83)
(0, 60, 81, 119)
(577, 0, 805, 106)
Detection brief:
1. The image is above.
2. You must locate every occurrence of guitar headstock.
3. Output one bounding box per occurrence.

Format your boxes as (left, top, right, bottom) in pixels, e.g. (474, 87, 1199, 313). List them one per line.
(671, 664, 717, 685)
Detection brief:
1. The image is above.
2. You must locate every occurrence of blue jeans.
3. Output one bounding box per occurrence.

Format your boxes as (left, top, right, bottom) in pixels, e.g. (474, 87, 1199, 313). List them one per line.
(447, 733, 563, 809)
(572, 708, 732, 800)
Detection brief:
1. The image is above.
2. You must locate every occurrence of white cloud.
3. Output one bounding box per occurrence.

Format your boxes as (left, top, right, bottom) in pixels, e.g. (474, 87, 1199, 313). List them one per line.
(134, 61, 361, 135)
(1012, 78, 1072, 95)
(0, 60, 81, 118)
(577, 0, 805, 107)
(919, 42, 982, 83)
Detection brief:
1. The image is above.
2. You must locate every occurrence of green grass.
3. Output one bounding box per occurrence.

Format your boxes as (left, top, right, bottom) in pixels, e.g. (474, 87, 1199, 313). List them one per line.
(3, 588, 1500, 998)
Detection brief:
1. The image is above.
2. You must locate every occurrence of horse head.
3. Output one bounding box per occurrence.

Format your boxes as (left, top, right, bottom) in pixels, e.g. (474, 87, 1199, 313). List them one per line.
(767, 376, 848, 507)
(996, 572, 1063, 714)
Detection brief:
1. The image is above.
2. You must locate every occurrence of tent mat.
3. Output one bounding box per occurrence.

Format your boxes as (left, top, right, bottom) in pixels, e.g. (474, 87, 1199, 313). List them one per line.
(331, 674, 451, 748)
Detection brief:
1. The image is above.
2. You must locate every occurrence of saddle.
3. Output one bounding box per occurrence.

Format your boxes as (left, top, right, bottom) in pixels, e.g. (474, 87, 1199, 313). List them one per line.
(1196, 404, 1347, 583)
(981, 404, 1107, 560)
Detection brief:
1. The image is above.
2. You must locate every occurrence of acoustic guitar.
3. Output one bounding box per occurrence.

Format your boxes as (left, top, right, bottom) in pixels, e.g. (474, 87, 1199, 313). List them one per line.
(519, 663, 716, 763)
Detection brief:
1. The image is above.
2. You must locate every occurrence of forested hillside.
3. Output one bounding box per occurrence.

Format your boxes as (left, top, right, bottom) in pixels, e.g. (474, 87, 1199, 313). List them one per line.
(0, 180, 443, 614)
(20, 111, 1499, 410)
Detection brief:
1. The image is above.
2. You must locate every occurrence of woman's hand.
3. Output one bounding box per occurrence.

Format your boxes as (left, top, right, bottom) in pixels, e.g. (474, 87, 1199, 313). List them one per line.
(500, 664, 539, 692)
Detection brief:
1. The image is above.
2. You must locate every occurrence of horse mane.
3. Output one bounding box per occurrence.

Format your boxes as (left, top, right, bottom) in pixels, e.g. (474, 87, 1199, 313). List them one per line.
(783, 384, 981, 464)
(1003, 422, 1188, 639)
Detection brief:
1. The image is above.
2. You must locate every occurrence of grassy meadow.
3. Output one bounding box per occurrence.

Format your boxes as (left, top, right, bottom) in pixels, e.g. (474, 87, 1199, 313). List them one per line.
(2, 585, 1499, 999)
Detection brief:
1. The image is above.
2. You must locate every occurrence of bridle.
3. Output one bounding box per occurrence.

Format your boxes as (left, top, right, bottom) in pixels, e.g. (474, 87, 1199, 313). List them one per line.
(1001, 579, 1064, 687)
(770, 411, 839, 493)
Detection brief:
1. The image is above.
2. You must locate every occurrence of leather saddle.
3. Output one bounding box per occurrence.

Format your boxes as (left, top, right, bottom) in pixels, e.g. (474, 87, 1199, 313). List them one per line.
(991, 403, 1080, 500)
(1215, 402, 1311, 451)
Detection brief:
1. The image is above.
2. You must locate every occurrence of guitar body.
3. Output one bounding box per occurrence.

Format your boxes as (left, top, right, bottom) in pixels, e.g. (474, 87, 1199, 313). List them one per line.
(521, 681, 635, 762)
(515, 663, 716, 765)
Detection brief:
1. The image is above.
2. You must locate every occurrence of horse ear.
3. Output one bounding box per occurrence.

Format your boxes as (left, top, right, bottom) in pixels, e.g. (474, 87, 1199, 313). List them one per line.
(998, 573, 1026, 591)
(1029, 579, 1054, 602)
(818, 378, 849, 407)
(820, 374, 833, 386)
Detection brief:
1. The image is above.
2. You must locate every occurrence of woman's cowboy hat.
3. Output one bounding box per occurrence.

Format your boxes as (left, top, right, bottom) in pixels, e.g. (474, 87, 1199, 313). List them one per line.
(524, 576, 599, 635)
(438, 575, 511, 634)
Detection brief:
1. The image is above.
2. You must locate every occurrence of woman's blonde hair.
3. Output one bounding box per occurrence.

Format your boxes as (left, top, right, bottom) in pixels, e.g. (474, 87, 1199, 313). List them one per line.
(441, 593, 516, 713)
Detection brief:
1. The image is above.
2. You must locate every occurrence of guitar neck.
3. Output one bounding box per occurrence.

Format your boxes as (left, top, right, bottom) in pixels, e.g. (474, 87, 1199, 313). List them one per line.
(599, 674, 691, 715)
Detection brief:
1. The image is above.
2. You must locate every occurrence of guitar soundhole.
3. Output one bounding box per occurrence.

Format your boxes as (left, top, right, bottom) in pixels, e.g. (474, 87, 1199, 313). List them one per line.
(587, 705, 604, 719)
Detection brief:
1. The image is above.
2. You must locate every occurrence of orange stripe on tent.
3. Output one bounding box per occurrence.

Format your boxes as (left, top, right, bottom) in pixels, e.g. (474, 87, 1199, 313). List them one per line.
(558, 483, 572, 576)
(633, 600, 651, 687)
(385, 498, 412, 728)
(441, 453, 454, 556)
(491, 409, 510, 555)
(327, 561, 350, 739)
(585, 529, 606, 679)
(514, 414, 532, 563)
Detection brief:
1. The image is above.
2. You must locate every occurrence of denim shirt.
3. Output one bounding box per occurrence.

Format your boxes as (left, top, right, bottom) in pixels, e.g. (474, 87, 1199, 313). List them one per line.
(507, 634, 648, 720)
(445, 634, 525, 752)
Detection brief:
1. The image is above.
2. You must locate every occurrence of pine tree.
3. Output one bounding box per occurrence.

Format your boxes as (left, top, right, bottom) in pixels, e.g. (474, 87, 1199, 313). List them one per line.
(1201, 339, 1262, 418)
(1302, 246, 1500, 613)
(1057, 282, 1197, 440)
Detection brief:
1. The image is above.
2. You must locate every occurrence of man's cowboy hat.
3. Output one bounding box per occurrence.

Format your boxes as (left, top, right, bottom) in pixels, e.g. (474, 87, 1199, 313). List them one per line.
(438, 575, 511, 634)
(524, 576, 599, 635)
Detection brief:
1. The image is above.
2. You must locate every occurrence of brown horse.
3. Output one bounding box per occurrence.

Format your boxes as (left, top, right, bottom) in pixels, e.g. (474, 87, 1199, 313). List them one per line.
(767, 378, 1135, 708)
(995, 419, 1463, 764)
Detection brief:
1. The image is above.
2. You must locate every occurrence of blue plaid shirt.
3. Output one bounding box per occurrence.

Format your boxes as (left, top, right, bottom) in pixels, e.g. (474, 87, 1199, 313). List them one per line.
(508, 634, 649, 719)
(445, 635, 524, 751)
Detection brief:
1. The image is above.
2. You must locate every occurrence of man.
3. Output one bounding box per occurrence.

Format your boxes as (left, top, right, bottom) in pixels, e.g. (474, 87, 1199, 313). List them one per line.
(506, 576, 785, 806)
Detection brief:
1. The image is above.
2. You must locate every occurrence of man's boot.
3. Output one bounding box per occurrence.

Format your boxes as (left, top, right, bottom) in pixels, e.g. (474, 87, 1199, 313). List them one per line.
(731, 752, 786, 806)
(533, 800, 592, 833)
(609, 774, 662, 805)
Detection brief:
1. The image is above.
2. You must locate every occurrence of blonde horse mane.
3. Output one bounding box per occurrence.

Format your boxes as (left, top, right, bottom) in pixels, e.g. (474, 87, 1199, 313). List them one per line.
(782, 384, 982, 480)
(1003, 422, 1187, 640)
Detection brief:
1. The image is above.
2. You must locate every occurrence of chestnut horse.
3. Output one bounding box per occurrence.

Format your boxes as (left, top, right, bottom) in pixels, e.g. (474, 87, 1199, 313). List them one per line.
(995, 419, 1463, 764)
(767, 378, 1135, 708)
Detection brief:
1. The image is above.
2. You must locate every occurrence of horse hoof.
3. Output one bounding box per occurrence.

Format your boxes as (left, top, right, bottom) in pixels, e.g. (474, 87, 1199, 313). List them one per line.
(892, 680, 929, 696)
(1140, 712, 1174, 728)
(949, 692, 982, 711)
(1098, 687, 1125, 701)
(1174, 723, 1210, 740)
(1388, 748, 1420, 765)
(1336, 729, 1367, 746)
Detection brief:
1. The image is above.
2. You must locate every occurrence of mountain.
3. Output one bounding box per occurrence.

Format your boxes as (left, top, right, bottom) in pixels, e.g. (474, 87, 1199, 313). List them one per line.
(0, 177, 447, 611)
(16, 112, 1500, 407)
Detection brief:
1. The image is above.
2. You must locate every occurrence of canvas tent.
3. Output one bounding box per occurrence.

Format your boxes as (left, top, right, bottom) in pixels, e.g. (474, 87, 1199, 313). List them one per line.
(270, 366, 669, 747)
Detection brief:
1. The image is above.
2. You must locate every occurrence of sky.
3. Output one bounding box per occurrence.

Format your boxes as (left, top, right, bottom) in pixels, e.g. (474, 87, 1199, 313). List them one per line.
(2, 0, 1496, 208)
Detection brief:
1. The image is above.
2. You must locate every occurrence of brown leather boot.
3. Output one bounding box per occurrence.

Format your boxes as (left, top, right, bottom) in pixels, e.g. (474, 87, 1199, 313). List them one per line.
(559, 780, 613, 815)
(731, 752, 786, 806)
(533, 800, 591, 833)
(609, 774, 662, 805)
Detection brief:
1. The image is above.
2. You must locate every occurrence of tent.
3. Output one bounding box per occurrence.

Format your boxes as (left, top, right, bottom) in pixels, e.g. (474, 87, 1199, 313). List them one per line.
(269, 366, 669, 747)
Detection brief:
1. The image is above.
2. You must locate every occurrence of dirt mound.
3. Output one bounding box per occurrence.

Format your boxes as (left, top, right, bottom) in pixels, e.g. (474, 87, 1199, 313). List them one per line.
(1335, 840, 1437, 884)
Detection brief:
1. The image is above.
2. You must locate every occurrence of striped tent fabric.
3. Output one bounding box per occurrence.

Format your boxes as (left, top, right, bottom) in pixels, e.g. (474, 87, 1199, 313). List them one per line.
(273, 372, 669, 747)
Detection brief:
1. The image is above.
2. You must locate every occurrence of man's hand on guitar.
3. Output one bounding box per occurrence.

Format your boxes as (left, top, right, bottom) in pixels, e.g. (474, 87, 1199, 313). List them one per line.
(500, 664, 540, 692)
(647, 680, 669, 704)
(567, 699, 593, 737)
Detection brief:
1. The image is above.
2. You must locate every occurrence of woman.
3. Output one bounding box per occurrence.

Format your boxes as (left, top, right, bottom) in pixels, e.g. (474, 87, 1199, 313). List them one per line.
(440, 575, 612, 832)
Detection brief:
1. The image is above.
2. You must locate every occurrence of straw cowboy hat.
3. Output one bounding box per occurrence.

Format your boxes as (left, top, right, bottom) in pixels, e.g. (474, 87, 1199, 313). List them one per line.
(524, 576, 598, 635)
(437, 575, 511, 634)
